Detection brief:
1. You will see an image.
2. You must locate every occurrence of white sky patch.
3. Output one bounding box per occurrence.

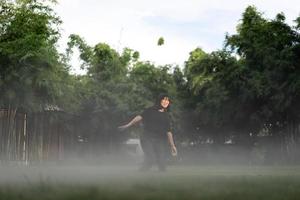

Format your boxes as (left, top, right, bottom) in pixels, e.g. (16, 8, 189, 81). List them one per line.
(54, 0, 300, 74)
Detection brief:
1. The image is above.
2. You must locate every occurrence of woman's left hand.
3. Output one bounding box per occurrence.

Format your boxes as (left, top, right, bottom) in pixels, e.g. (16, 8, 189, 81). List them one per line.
(171, 145, 177, 156)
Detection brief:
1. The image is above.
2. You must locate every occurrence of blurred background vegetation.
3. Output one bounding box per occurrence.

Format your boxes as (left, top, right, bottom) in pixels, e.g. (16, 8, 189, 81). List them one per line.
(1, 0, 300, 165)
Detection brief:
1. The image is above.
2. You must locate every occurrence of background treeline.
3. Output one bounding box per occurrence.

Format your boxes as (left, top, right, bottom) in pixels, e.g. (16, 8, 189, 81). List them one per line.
(1, 0, 300, 165)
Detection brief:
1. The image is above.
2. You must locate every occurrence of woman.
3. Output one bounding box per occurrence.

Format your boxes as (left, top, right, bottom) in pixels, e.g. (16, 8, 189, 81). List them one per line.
(119, 94, 177, 171)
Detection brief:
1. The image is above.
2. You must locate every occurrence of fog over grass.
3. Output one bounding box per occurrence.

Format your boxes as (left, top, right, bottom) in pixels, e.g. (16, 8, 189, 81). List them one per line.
(0, 164, 300, 200)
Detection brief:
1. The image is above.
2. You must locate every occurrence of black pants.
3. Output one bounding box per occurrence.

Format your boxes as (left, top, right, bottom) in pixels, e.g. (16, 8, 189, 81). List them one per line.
(140, 136, 167, 171)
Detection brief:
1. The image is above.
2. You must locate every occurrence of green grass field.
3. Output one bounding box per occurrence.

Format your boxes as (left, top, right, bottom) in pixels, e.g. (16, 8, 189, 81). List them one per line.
(0, 165, 300, 200)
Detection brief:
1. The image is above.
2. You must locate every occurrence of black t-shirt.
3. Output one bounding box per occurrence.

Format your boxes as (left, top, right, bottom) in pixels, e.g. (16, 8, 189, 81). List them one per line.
(141, 106, 171, 138)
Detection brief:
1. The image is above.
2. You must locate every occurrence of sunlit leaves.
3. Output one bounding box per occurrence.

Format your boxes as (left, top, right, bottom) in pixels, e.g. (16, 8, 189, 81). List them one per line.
(157, 37, 164, 46)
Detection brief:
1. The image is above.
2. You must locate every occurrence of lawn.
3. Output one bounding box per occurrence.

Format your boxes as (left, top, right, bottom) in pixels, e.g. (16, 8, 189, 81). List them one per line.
(0, 165, 299, 200)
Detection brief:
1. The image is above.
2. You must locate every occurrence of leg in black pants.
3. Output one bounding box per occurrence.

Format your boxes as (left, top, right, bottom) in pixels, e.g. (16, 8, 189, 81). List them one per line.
(140, 137, 166, 171)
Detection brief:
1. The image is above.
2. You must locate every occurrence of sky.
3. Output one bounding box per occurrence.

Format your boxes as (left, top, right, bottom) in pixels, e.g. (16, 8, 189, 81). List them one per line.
(54, 0, 299, 74)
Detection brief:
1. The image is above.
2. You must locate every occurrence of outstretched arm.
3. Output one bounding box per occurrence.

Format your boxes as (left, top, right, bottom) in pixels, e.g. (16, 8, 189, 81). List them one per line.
(118, 115, 143, 130)
(167, 131, 177, 156)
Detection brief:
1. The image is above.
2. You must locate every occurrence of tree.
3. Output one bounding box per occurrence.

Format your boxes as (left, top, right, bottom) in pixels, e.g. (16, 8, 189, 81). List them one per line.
(67, 35, 144, 154)
(0, 0, 63, 111)
(183, 48, 247, 144)
(226, 6, 300, 135)
(0, 0, 79, 162)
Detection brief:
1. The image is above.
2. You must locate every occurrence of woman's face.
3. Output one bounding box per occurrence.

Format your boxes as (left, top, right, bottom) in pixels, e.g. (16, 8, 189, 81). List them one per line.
(160, 97, 170, 109)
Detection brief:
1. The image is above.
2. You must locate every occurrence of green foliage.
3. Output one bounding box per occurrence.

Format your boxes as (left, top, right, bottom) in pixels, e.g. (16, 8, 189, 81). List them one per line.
(66, 34, 93, 67)
(295, 16, 300, 30)
(226, 5, 300, 131)
(157, 37, 164, 46)
(183, 48, 247, 143)
(2, 1, 300, 158)
(0, 0, 65, 111)
(130, 62, 175, 100)
(66, 34, 152, 150)
(178, 5, 300, 145)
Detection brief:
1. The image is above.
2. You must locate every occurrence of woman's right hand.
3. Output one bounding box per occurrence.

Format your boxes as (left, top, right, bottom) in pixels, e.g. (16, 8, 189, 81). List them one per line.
(118, 124, 129, 131)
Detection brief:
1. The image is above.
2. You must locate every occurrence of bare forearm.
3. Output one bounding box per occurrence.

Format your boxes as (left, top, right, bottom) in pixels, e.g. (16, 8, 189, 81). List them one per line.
(167, 132, 175, 147)
(128, 115, 142, 127)
(119, 115, 142, 129)
(167, 131, 177, 156)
